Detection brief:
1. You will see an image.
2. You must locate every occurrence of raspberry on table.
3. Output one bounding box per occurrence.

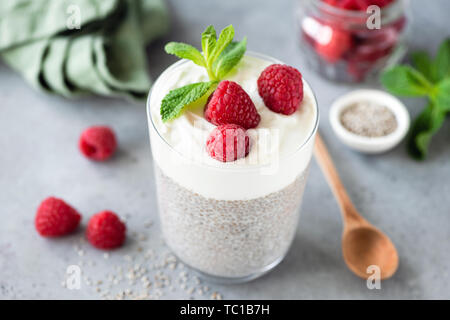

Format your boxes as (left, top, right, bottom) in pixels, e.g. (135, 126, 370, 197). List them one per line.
(204, 81, 261, 129)
(86, 211, 126, 250)
(257, 64, 304, 115)
(206, 124, 250, 162)
(79, 126, 117, 161)
(35, 197, 81, 237)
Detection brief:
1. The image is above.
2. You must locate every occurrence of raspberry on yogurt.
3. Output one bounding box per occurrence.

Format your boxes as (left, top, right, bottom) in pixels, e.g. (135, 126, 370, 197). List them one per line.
(206, 124, 250, 162)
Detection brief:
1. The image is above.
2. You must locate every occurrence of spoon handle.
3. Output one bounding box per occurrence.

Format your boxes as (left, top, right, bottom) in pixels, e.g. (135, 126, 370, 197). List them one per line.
(314, 134, 364, 226)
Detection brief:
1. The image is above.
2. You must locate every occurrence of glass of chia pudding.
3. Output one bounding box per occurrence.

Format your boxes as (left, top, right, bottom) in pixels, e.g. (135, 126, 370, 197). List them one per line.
(147, 26, 319, 283)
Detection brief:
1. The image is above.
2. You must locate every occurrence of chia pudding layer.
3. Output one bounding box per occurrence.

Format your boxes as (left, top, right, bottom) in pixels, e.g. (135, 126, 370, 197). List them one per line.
(155, 165, 310, 278)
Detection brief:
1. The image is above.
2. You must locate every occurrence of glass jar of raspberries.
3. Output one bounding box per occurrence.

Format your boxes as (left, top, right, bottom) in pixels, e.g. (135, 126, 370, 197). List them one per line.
(297, 0, 410, 82)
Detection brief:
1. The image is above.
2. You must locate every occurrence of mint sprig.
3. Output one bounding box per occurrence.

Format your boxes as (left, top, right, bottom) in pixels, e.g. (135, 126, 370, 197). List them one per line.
(381, 38, 450, 160)
(161, 25, 247, 122)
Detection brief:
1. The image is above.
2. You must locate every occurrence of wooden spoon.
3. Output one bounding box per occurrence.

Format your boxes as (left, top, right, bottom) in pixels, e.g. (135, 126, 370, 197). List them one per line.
(314, 133, 399, 280)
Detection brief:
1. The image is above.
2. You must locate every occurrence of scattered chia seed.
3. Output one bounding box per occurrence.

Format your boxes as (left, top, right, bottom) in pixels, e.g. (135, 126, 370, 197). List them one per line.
(340, 101, 397, 137)
(62, 222, 223, 300)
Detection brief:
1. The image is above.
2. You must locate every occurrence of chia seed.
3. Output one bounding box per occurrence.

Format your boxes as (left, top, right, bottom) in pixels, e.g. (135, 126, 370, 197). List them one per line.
(340, 101, 397, 137)
(155, 165, 309, 279)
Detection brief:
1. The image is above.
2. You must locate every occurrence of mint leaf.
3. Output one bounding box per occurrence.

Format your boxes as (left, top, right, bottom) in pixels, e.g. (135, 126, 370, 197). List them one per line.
(161, 81, 217, 122)
(434, 78, 450, 111)
(411, 51, 435, 83)
(434, 38, 450, 81)
(212, 38, 247, 79)
(207, 25, 235, 66)
(201, 25, 217, 61)
(381, 65, 433, 97)
(407, 103, 446, 160)
(165, 42, 206, 67)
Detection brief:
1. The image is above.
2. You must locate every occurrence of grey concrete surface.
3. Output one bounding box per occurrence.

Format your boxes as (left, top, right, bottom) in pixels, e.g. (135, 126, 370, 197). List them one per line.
(1, 0, 449, 299)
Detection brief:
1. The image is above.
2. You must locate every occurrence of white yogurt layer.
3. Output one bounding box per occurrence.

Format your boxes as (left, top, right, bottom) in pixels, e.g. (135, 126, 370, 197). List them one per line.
(148, 54, 318, 200)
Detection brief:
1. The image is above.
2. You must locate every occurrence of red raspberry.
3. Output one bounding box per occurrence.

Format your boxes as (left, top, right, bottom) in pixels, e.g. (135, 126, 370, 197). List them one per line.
(365, 0, 394, 8)
(206, 124, 250, 162)
(322, 0, 340, 6)
(204, 81, 260, 129)
(86, 211, 126, 250)
(323, 0, 394, 10)
(257, 64, 304, 115)
(79, 126, 117, 161)
(35, 197, 81, 237)
(339, 0, 367, 10)
(315, 28, 353, 63)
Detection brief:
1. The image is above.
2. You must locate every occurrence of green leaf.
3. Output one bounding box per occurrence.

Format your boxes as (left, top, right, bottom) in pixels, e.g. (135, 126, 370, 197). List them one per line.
(434, 78, 450, 111)
(165, 42, 206, 67)
(411, 51, 435, 83)
(434, 38, 450, 81)
(160, 81, 217, 122)
(212, 38, 247, 79)
(407, 102, 446, 160)
(201, 25, 217, 62)
(381, 65, 433, 97)
(207, 25, 235, 66)
(382, 38, 450, 161)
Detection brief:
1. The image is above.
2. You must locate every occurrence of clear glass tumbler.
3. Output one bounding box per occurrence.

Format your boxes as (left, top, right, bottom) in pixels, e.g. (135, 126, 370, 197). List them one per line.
(147, 52, 319, 283)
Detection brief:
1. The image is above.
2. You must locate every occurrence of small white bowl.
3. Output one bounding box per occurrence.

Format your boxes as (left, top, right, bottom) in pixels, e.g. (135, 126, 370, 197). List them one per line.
(329, 89, 410, 154)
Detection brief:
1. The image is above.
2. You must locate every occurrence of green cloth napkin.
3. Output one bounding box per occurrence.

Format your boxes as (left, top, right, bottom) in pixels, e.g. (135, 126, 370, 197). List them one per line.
(0, 0, 169, 100)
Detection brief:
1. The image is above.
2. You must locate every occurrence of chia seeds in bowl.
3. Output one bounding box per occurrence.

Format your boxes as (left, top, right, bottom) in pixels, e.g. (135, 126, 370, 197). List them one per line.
(340, 101, 398, 138)
(329, 89, 410, 154)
